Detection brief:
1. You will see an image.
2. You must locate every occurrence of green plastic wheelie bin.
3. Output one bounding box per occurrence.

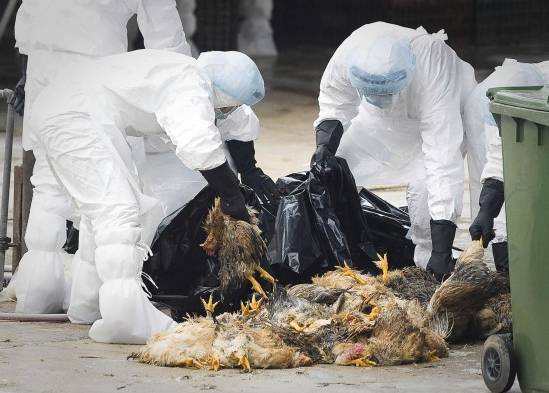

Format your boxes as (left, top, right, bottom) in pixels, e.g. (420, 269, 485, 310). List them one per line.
(481, 86, 549, 393)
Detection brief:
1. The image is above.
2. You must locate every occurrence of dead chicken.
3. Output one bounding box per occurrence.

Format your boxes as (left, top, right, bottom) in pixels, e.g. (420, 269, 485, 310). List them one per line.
(384, 266, 440, 305)
(262, 287, 375, 364)
(333, 299, 448, 367)
(130, 294, 312, 371)
(200, 197, 275, 298)
(427, 240, 510, 341)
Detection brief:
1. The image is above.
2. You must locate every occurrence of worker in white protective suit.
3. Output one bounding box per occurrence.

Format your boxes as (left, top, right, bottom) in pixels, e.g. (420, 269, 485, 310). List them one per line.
(27, 49, 265, 344)
(11, 0, 190, 315)
(311, 22, 477, 281)
(465, 59, 546, 272)
(237, 0, 277, 57)
(132, 105, 278, 220)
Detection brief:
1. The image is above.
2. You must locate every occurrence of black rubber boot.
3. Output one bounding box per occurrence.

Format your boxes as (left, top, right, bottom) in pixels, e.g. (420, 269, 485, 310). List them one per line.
(492, 241, 509, 273)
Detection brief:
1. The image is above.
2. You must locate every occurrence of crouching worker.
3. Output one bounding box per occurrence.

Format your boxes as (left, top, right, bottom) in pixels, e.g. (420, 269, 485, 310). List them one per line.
(311, 22, 477, 281)
(26, 49, 265, 344)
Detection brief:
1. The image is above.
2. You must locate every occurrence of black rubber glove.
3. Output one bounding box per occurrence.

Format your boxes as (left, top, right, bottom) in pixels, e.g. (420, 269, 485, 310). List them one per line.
(200, 162, 249, 221)
(492, 241, 509, 273)
(426, 219, 457, 282)
(469, 178, 505, 247)
(310, 120, 344, 177)
(226, 140, 279, 204)
(10, 53, 27, 116)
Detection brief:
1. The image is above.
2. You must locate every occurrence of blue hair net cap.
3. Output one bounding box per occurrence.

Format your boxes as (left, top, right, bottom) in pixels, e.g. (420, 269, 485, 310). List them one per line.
(347, 35, 416, 96)
(197, 51, 265, 106)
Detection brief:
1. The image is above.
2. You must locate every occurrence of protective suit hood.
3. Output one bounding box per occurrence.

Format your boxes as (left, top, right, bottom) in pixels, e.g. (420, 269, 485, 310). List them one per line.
(347, 35, 416, 96)
(197, 51, 265, 107)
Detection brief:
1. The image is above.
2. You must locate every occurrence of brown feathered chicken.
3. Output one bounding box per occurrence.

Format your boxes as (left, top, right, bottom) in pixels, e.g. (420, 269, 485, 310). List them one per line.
(285, 256, 449, 367)
(130, 295, 312, 371)
(332, 300, 448, 367)
(428, 240, 511, 341)
(200, 197, 275, 297)
(131, 253, 453, 371)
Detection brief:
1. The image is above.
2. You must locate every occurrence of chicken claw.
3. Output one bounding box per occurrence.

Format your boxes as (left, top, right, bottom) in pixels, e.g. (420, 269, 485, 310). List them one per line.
(336, 261, 367, 285)
(289, 320, 305, 332)
(238, 354, 251, 372)
(176, 357, 206, 369)
(374, 253, 389, 283)
(246, 273, 267, 298)
(367, 305, 381, 321)
(201, 294, 219, 317)
(350, 356, 377, 367)
(249, 294, 264, 313)
(426, 350, 440, 363)
(240, 301, 251, 316)
(208, 354, 222, 371)
(256, 266, 276, 285)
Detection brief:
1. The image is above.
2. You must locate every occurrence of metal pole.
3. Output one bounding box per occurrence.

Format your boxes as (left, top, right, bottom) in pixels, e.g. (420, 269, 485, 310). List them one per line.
(0, 89, 14, 287)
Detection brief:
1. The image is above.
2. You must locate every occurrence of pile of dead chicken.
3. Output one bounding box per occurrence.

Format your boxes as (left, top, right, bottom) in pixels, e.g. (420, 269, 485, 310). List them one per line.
(130, 202, 510, 371)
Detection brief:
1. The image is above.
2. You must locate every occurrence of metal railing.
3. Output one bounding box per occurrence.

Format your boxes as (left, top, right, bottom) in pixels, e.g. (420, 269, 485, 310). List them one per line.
(0, 89, 15, 287)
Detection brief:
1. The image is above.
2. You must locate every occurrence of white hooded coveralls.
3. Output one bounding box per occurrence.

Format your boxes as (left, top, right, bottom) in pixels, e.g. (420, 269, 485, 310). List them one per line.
(13, 0, 190, 315)
(316, 22, 477, 268)
(463, 59, 546, 244)
(28, 50, 231, 343)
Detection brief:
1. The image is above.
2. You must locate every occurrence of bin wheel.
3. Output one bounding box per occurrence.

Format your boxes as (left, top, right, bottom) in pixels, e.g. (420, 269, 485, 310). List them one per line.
(482, 334, 517, 393)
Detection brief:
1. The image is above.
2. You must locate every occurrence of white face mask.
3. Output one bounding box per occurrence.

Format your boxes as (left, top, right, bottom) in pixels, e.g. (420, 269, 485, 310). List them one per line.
(364, 94, 396, 110)
(214, 106, 238, 121)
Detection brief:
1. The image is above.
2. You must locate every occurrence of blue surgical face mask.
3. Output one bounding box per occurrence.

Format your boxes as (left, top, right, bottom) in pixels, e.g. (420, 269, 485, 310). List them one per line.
(364, 94, 396, 110)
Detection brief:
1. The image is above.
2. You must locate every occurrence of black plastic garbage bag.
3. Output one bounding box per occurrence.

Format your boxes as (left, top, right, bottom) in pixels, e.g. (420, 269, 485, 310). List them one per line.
(358, 189, 415, 269)
(268, 158, 378, 283)
(144, 184, 277, 316)
(268, 158, 414, 284)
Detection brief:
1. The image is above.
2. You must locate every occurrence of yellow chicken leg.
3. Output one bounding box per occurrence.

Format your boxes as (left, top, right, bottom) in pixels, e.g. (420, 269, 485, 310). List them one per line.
(201, 294, 219, 317)
(336, 261, 367, 285)
(249, 294, 264, 313)
(246, 273, 267, 298)
(350, 357, 377, 367)
(208, 354, 222, 371)
(367, 305, 381, 321)
(426, 350, 440, 363)
(255, 266, 276, 285)
(238, 354, 251, 372)
(240, 301, 251, 317)
(374, 253, 389, 283)
(176, 357, 206, 369)
(289, 319, 305, 332)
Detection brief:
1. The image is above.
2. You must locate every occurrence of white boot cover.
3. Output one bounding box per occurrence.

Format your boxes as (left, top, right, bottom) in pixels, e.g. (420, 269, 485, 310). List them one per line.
(89, 230, 175, 344)
(15, 206, 68, 313)
(67, 218, 102, 323)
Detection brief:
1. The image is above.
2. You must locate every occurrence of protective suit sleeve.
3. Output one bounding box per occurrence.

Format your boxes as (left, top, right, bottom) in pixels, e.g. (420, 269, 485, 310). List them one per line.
(155, 75, 226, 171)
(415, 37, 465, 222)
(315, 55, 362, 131)
(216, 105, 260, 142)
(477, 59, 544, 182)
(137, 0, 192, 56)
(481, 124, 504, 182)
(14, 1, 31, 55)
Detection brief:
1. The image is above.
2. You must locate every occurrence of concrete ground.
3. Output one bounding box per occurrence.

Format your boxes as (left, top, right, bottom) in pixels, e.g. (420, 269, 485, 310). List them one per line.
(1, 46, 539, 392)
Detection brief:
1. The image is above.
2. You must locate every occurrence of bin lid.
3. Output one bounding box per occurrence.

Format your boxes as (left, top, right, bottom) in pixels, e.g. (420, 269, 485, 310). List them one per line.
(488, 86, 549, 111)
(489, 86, 549, 126)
